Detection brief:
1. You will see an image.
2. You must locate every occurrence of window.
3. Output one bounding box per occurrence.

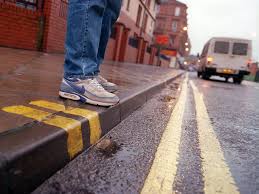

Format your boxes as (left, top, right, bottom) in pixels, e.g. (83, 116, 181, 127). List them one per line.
(126, 0, 131, 11)
(175, 7, 181, 16)
(142, 13, 148, 32)
(146, 0, 151, 9)
(170, 35, 176, 45)
(150, 20, 154, 32)
(172, 21, 178, 32)
(136, 5, 143, 27)
(153, 1, 156, 11)
(151, 21, 154, 27)
(16, 0, 38, 10)
(232, 43, 248, 56)
(214, 41, 230, 54)
(147, 46, 152, 53)
(128, 37, 139, 48)
(201, 43, 210, 57)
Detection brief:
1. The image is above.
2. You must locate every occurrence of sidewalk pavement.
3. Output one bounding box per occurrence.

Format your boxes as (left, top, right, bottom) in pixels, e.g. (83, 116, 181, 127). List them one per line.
(0, 47, 184, 194)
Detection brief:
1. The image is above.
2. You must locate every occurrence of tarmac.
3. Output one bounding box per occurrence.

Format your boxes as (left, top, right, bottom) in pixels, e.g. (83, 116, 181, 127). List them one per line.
(0, 47, 184, 194)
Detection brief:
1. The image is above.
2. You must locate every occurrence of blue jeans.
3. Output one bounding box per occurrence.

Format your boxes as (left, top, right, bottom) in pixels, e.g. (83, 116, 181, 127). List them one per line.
(64, 0, 122, 78)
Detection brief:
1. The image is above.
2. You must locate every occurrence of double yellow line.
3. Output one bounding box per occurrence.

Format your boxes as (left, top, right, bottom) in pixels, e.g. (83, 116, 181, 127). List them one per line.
(141, 76, 239, 194)
(190, 82, 239, 194)
(2, 76, 240, 193)
(2, 100, 101, 159)
(141, 76, 188, 194)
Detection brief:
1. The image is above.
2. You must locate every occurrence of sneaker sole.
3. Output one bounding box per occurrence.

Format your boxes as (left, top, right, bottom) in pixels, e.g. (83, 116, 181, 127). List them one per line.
(106, 88, 117, 93)
(59, 91, 118, 107)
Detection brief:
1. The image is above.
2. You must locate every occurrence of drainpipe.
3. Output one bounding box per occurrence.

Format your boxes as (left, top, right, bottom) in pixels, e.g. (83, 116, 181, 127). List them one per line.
(36, 15, 45, 51)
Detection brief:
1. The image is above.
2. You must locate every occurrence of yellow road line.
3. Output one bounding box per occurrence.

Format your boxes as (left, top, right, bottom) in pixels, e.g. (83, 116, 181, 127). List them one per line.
(2, 105, 83, 159)
(141, 76, 188, 194)
(30, 100, 101, 145)
(190, 81, 239, 194)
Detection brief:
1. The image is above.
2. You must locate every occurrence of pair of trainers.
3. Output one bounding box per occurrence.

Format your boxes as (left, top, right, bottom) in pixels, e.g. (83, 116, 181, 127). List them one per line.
(59, 75, 119, 106)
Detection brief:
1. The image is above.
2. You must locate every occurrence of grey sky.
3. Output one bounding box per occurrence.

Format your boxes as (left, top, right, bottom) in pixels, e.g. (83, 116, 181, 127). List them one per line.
(179, 0, 258, 61)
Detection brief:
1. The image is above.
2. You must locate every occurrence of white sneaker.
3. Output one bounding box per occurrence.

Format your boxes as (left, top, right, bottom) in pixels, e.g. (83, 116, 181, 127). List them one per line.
(59, 77, 119, 106)
(96, 75, 118, 93)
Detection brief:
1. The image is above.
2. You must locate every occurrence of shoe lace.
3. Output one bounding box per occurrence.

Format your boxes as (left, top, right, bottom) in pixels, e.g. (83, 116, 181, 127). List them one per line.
(98, 75, 108, 83)
(89, 78, 105, 90)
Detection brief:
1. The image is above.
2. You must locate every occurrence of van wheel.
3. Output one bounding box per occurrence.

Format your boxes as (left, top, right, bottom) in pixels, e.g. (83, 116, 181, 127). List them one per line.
(233, 77, 242, 84)
(202, 72, 210, 80)
(225, 77, 229, 82)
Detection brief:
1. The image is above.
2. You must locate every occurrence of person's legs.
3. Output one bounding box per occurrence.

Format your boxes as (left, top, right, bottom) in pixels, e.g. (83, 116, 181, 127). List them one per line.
(95, 0, 122, 92)
(64, 0, 107, 78)
(96, 0, 122, 70)
(60, 0, 120, 106)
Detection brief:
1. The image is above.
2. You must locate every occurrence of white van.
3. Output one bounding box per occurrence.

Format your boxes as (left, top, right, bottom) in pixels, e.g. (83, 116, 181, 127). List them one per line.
(197, 37, 252, 84)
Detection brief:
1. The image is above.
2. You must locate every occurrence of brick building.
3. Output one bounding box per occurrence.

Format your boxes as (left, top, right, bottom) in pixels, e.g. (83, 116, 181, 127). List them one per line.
(0, 0, 169, 66)
(154, 0, 191, 65)
(105, 0, 163, 65)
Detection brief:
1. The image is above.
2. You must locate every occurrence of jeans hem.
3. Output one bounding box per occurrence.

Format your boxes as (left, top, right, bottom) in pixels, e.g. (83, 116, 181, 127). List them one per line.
(64, 73, 99, 79)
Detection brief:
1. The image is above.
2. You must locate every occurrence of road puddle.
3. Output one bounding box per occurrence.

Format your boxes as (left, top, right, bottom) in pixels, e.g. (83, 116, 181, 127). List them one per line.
(113, 147, 138, 162)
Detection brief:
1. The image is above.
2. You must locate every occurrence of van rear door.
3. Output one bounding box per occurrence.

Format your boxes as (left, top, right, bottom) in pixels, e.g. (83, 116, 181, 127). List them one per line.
(211, 39, 251, 71)
(210, 40, 231, 69)
(230, 42, 251, 70)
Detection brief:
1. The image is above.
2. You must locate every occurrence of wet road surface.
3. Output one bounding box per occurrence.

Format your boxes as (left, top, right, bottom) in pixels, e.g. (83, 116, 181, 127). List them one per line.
(34, 73, 259, 194)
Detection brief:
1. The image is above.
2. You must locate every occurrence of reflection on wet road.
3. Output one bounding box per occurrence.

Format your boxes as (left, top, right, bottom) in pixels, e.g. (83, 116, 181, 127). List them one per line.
(34, 73, 259, 194)
(192, 74, 259, 194)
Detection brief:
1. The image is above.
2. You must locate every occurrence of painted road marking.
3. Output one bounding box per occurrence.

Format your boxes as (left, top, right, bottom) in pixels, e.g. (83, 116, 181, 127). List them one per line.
(190, 81, 239, 194)
(30, 100, 101, 145)
(2, 105, 83, 159)
(141, 76, 188, 194)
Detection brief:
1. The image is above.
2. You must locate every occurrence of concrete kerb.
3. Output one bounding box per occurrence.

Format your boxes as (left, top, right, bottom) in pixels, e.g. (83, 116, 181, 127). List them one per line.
(0, 154, 8, 194)
(119, 72, 184, 120)
(0, 71, 184, 194)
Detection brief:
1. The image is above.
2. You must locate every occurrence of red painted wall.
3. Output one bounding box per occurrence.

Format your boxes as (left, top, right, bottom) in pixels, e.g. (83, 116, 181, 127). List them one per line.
(124, 47, 138, 63)
(0, 3, 42, 50)
(104, 39, 116, 61)
(42, 0, 67, 53)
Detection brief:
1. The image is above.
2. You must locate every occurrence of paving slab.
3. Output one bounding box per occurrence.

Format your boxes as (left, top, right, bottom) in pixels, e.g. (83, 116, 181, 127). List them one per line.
(0, 47, 184, 194)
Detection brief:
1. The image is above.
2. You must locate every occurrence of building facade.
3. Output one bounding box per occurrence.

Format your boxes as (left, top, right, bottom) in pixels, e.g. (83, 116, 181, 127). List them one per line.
(154, 0, 190, 59)
(0, 0, 170, 66)
(106, 0, 165, 65)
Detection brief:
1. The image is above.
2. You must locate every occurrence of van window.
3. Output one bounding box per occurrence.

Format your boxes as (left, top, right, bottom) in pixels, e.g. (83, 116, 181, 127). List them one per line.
(201, 43, 209, 57)
(214, 41, 229, 54)
(233, 43, 248, 56)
